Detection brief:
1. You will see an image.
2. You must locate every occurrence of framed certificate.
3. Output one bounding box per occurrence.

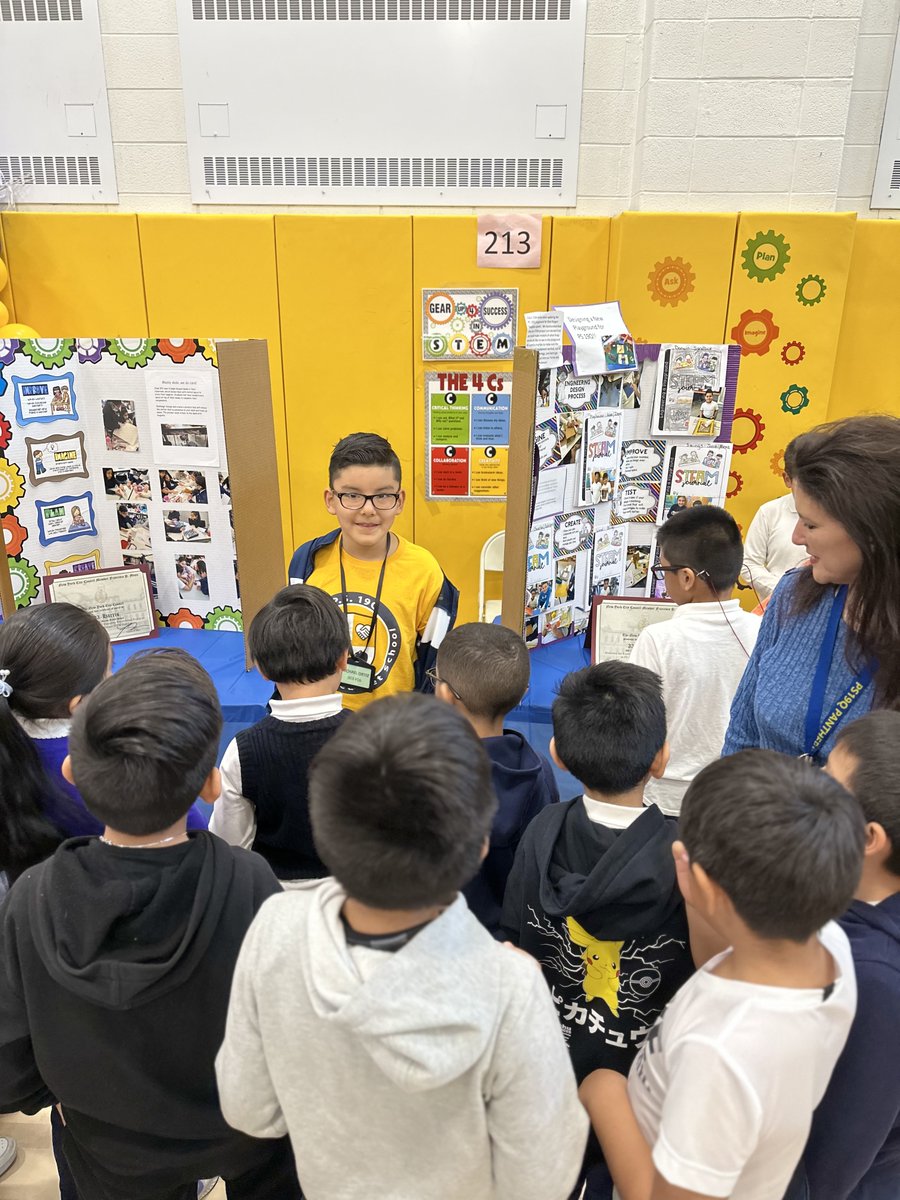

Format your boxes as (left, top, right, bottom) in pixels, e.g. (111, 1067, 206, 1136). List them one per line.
(591, 596, 675, 665)
(42, 564, 158, 644)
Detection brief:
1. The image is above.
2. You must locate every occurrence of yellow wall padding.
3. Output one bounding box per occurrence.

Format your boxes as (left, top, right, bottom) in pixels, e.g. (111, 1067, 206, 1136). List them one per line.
(548, 217, 610, 307)
(275, 215, 415, 553)
(0, 213, 148, 334)
(412, 215, 552, 623)
(137, 215, 292, 561)
(608, 211, 738, 344)
(830, 219, 900, 422)
(724, 212, 858, 540)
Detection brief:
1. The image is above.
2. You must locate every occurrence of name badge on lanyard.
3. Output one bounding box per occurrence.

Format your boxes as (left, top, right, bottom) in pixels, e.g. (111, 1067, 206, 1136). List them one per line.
(338, 535, 389, 696)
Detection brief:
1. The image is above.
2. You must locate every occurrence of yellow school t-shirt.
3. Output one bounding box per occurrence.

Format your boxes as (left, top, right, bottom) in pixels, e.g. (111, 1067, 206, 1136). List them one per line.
(306, 535, 444, 710)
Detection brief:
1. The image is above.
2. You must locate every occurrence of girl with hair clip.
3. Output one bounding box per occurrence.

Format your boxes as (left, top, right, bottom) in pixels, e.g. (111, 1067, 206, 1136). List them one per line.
(0, 604, 208, 886)
(724, 413, 900, 762)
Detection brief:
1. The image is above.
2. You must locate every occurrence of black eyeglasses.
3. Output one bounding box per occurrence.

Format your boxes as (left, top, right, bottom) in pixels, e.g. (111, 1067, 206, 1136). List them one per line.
(333, 491, 401, 511)
(650, 563, 690, 581)
(426, 668, 462, 701)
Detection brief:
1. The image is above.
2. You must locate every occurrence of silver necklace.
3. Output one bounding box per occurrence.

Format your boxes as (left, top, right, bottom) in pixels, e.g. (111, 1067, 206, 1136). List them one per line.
(99, 834, 187, 850)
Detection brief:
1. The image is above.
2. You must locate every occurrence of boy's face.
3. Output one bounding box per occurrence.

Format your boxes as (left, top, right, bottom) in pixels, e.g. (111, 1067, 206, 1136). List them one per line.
(325, 464, 404, 554)
(658, 550, 690, 604)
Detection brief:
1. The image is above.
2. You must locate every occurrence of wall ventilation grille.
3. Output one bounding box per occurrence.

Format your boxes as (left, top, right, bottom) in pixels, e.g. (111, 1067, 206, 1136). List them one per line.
(0, 154, 100, 186)
(891, 160, 900, 189)
(0, 0, 83, 20)
(191, 0, 570, 21)
(202, 154, 564, 189)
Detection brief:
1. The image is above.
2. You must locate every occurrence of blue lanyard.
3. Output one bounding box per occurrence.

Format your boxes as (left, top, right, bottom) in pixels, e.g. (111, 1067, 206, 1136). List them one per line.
(803, 585, 873, 760)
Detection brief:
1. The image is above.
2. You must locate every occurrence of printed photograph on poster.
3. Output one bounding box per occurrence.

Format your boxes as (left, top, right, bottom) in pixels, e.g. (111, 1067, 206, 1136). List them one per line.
(524, 614, 539, 650)
(25, 432, 88, 486)
(658, 441, 732, 521)
(554, 555, 577, 605)
(219, 473, 231, 502)
(422, 288, 517, 361)
(554, 509, 594, 557)
(159, 469, 208, 504)
(591, 523, 627, 600)
(536, 368, 555, 420)
(624, 543, 652, 594)
(103, 467, 150, 501)
(540, 602, 574, 644)
(117, 503, 152, 556)
(102, 398, 141, 452)
(124, 553, 158, 598)
(647, 536, 667, 599)
(535, 419, 557, 469)
(176, 553, 210, 599)
(598, 376, 622, 408)
(613, 439, 665, 523)
(35, 492, 97, 546)
(525, 578, 554, 615)
(164, 508, 211, 543)
(147, 373, 220, 467)
(555, 411, 583, 468)
(527, 518, 553, 583)
(12, 372, 79, 425)
(581, 411, 621, 506)
(651, 344, 727, 438)
(620, 370, 641, 409)
(43, 550, 102, 577)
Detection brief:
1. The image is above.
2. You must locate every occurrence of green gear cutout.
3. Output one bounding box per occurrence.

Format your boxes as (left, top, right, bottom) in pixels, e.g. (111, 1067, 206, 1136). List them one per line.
(204, 605, 243, 632)
(796, 274, 826, 306)
(780, 384, 810, 416)
(741, 230, 791, 283)
(107, 338, 158, 369)
(8, 555, 39, 607)
(23, 338, 75, 369)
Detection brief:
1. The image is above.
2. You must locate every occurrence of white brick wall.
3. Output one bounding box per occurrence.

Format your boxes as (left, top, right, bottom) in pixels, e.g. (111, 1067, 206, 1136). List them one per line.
(13, 0, 900, 215)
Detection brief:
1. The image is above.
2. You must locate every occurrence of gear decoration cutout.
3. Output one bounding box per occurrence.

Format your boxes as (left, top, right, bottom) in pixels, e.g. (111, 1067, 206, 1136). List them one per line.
(198, 338, 218, 367)
(0, 458, 25, 512)
(781, 340, 805, 367)
(647, 257, 696, 307)
(770, 449, 786, 477)
(796, 275, 826, 306)
(781, 384, 810, 416)
(741, 230, 791, 283)
(204, 605, 243, 632)
(23, 338, 75, 369)
(0, 341, 18, 366)
(8, 556, 39, 608)
(730, 309, 780, 357)
(157, 338, 198, 363)
(731, 408, 766, 455)
(165, 608, 205, 629)
(76, 338, 106, 364)
(727, 470, 743, 498)
(1, 513, 27, 556)
(107, 338, 158, 369)
(0, 368, 7, 399)
(0, 409, 10, 451)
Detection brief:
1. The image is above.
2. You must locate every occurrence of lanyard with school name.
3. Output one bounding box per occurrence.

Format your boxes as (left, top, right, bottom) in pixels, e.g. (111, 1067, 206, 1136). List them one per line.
(338, 534, 389, 694)
(802, 585, 874, 761)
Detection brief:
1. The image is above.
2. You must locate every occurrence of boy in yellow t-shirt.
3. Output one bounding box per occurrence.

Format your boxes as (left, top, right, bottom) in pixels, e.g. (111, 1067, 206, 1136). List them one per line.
(288, 433, 458, 709)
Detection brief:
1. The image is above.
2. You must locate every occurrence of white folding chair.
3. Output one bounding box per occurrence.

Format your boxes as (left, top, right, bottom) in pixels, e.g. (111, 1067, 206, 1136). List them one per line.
(478, 530, 505, 623)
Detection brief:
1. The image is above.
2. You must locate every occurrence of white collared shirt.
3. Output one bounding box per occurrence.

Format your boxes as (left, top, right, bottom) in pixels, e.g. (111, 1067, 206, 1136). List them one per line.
(209, 693, 344, 849)
(581, 795, 646, 829)
(740, 492, 807, 599)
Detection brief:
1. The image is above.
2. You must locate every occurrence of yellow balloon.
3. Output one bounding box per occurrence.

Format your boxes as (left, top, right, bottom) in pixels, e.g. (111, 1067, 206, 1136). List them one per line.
(0, 302, 7, 328)
(0, 323, 39, 338)
(0, 258, 8, 291)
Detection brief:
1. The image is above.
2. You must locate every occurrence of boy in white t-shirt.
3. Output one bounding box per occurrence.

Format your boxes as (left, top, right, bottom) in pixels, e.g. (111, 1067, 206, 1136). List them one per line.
(580, 750, 864, 1200)
(631, 506, 760, 814)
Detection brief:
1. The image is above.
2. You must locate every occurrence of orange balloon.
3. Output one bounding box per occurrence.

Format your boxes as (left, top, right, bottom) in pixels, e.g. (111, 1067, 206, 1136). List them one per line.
(0, 323, 39, 338)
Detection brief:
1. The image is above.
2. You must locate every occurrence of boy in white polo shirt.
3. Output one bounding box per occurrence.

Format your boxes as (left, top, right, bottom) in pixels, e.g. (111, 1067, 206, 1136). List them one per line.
(630, 506, 760, 815)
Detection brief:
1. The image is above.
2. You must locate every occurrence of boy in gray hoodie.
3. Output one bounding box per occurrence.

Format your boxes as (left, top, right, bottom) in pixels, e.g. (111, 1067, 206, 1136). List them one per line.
(216, 693, 588, 1200)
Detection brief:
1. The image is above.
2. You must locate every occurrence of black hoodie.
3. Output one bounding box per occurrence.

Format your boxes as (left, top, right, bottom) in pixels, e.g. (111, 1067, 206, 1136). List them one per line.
(500, 797, 693, 1083)
(0, 832, 292, 1189)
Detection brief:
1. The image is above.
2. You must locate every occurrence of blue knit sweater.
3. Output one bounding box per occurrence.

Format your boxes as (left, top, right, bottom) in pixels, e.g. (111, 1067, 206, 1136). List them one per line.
(723, 570, 875, 761)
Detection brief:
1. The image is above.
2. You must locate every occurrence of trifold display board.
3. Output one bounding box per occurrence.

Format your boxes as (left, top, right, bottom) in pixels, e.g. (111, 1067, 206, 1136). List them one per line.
(0, 336, 283, 657)
(505, 333, 741, 649)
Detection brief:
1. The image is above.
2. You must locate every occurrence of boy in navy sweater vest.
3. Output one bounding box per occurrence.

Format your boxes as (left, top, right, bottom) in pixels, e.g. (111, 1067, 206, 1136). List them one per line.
(211, 584, 351, 881)
(433, 623, 558, 934)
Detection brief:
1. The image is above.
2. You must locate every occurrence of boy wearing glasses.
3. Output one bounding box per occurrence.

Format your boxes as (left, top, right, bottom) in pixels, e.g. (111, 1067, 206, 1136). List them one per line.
(288, 433, 458, 709)
(631, 506, 760, 815)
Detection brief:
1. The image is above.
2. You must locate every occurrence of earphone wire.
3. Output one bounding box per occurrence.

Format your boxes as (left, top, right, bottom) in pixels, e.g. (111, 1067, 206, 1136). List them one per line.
(696, 569, 754, 660)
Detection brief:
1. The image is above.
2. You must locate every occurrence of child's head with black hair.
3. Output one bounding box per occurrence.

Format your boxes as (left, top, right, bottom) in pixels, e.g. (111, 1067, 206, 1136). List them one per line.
(656, 504, 743, 602)
(551, 662, 668, 798)
(248, 584, 350, 694)
(679, 750, 865, 943)
(435, 623, 530, 735)
(65, 648, 221, 837)
(828, 712, 900, 882)
(309, 694, 496, 910)
(0, 603, 110, 874)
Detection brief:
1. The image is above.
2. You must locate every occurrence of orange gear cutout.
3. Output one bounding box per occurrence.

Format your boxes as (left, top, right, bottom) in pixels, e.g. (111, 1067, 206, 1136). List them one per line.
(647, 257, 696, 307)
(730, 309, 779, 357)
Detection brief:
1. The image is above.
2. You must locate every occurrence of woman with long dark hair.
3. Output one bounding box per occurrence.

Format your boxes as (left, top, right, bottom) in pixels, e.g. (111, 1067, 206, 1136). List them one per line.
(724, 414, 900, 760)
